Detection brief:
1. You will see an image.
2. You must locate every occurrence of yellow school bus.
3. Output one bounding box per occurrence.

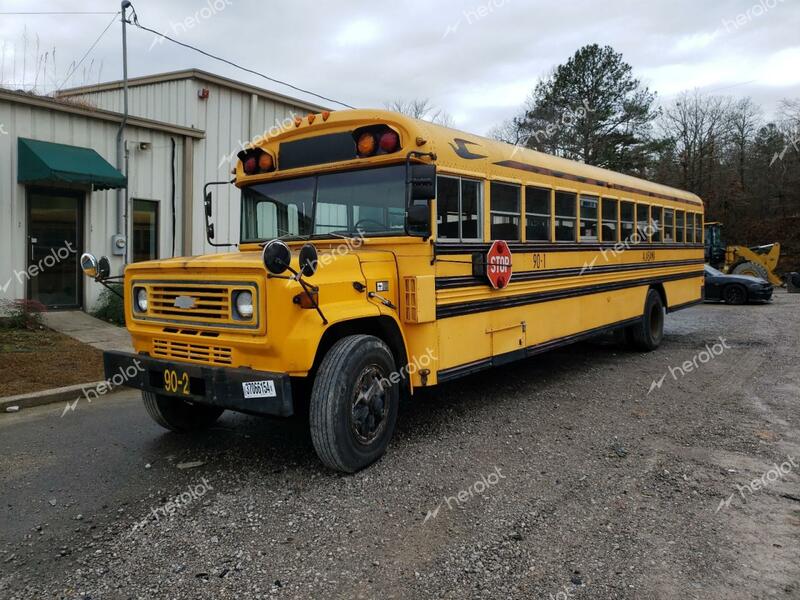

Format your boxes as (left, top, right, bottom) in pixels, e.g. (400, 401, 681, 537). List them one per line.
(82, 109, 704, 472)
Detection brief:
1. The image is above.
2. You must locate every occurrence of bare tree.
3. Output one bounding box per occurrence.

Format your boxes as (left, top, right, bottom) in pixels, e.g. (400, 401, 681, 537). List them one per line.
(385, 98, 454, 127)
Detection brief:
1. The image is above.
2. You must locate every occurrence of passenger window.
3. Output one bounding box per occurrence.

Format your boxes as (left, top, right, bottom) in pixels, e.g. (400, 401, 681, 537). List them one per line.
(525, 186, 551, 241)
(694, 214, 703, 243)
(555, 191, 577, 241)
(651, 206, 663, 242)
(436, 176, 482, 241)
(676, 210, 685, 243)
(490, 182, 521, 241)
(664, 209, 674, 242)
(601, 198, 618, 242)
(636, 204, 650, 242)
(579, 195, 599, 242)
(620, 201, 635, 242)
(686, 213, 695, 243)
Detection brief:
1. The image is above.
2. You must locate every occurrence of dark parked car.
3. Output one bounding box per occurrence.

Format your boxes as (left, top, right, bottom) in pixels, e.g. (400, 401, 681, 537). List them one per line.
(704, 264, 773, 305)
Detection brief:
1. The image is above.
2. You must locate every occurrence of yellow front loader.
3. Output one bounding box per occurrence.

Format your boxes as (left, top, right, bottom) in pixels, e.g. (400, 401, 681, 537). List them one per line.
(704, 221, 783, 285)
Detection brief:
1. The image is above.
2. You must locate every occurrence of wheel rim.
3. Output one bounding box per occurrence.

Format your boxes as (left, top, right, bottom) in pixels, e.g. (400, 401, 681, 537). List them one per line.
(350, 364, 390, 445)
(726, 287, 744, 303)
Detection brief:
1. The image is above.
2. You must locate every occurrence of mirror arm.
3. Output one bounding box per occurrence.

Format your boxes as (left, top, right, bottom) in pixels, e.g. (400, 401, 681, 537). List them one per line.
(97, 279, 124, 300)
(203, 180, 238, 248)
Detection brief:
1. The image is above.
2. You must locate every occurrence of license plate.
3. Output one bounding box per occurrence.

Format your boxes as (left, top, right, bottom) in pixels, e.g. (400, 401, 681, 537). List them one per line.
(242, 380, 277, 399)
(163, 369, 191, 396)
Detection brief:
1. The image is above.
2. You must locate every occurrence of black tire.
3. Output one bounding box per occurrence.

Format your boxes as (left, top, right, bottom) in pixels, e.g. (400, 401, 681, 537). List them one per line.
(309, 335, 400, 473)
(629, 288, 665, 351)
(142, 391, 223, 432)
(722, 284, 747, 305)
(732, 261, 769, 282)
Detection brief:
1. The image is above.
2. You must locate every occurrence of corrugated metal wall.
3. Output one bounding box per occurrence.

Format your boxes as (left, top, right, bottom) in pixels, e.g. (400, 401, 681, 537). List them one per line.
(70, 76, 316, 255)
(0, 97, 184, 310)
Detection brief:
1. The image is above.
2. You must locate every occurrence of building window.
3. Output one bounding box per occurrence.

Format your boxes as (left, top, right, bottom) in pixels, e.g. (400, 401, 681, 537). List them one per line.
(525, 186, 551, 241)
(601, 198, 618, 242)
(636, 204, 650, 242)
(664, 209, 674, 242)
(651, 206, 663, 242)
(133, 199, 159, 262)
(579, 195, 599, 242)
(555, 191, 577, 241)
(620, 201, 635, 242)
(490, 182, 521, 241)
(436, 175, 482, 241)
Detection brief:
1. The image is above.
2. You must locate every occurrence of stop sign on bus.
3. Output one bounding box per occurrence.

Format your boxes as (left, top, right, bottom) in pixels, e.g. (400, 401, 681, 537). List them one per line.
(486, 240, 512, 289)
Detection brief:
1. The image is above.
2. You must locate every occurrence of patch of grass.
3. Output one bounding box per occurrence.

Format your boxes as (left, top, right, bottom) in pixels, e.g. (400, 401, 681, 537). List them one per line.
(0, 328, 105, 397)
(0, 299, 46, 330)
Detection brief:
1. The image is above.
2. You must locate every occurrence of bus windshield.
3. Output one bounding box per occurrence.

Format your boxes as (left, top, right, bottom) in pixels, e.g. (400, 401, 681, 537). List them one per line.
(241, 164, 407, 242)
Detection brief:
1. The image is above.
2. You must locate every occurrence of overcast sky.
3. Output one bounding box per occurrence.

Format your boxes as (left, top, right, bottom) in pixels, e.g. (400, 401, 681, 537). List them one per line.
(1, 0, 798, 134)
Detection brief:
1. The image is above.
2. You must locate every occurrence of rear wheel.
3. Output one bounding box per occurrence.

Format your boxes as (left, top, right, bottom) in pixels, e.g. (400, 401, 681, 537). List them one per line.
(732, 261, 769, 281)
(723, 284, 747, 305)
(142, 391, 223, 432)
(628, 289, 665, 351)
(309, 335, 400, 473)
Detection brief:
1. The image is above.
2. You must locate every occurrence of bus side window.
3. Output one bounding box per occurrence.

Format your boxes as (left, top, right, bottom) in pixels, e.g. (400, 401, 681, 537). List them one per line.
(579, 195, 599, 242)
(490, 182, 521, 241)
(620, 201, 635, 242)
(694, 213, 703, 243)
(636, 204, 650, 242)
(676, 210, 685, 243)
(436, 175, 483, 241)
(663, 209, 674, 242)
(686, 213, 695, 243)
(651, 206, 663, 242)
(461, 179, 482, 240)
(555, 191, 577, 241)
(526, 186, 551, 241)
(601, 198, 618, 242)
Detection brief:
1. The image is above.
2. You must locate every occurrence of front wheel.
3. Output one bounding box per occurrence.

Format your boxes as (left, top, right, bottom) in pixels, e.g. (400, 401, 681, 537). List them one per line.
(309, 335, 400, 473)
(723, 284, 747, 305)
(142, 391, 224, 432)
(628, 288, 665, 351)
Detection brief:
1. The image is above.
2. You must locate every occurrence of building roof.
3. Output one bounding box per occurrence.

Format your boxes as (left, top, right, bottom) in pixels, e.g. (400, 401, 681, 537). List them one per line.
(0, 87, 206, 139)
(57, 68, 329, 113)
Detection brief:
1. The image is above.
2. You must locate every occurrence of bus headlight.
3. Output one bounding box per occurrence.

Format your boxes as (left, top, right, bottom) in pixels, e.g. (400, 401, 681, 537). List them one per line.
(134, 287, 148, 313)
(233, 290, 254, 320)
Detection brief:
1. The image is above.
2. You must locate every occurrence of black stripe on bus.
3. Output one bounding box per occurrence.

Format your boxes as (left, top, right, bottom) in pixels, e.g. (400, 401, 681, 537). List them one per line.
(433, 242, 705, 256)
(436, 258, 705, 290)
(666, 298, 704, 313)
(436, 316, 643, 383)
(436, 270, 703, 319)
(492, 159, 704, 207)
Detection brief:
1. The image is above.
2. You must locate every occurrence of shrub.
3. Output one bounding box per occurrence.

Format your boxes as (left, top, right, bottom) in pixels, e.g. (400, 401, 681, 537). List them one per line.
(0, 299, 46, 329)
(91, 284, 125, 326)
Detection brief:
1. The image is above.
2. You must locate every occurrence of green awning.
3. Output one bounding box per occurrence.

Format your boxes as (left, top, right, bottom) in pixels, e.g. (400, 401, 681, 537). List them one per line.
(18, 137, 127, 191)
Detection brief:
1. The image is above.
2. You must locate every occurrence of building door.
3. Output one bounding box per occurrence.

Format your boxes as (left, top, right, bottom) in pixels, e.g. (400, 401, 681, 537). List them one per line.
(26, 189, 83, 309)
(132, 199, 159, 262)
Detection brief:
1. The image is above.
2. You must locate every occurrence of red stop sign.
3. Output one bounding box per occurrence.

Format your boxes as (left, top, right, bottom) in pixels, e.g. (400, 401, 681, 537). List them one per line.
(486, 240, 512, 289)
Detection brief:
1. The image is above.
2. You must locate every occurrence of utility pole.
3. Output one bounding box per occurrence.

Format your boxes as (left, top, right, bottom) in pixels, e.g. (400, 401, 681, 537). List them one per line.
(113, 0, 132, 263)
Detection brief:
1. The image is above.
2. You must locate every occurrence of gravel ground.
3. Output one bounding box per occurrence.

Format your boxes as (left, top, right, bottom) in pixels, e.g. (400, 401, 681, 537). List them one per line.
(1, 291, 798, 599)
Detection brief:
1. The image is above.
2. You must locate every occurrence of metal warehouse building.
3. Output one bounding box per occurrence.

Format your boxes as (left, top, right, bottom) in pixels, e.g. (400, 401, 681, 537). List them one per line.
(0, 69, 325, 311)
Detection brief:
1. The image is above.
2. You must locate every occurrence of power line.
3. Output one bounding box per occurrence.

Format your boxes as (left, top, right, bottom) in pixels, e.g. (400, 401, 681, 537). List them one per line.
(126, 3, 354, 109)
(0, 11, 118, 15)
(58, 12, 120, 91)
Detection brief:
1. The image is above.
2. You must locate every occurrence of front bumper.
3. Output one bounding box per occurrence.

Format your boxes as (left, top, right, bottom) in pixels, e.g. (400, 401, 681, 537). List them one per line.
(103, 351, 294, 417)
(749, 286, 773, 301)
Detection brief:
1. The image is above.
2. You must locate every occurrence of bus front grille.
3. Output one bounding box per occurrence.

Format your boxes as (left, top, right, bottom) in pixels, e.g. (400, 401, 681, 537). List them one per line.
(152, 338, 234, 366)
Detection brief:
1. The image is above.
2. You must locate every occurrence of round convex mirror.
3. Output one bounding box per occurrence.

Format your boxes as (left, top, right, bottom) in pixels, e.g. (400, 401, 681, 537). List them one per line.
(262, 240, 292, 275)
(299, 243, 319, 277)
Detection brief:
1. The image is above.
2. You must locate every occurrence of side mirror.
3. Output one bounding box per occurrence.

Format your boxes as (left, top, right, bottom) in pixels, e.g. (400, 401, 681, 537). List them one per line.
(262, 239, 292, 275)
(299, 243, 319, 277)
(204, 191, 215, 241)
(405, 204, 431, 238)
(97, 256, 111, 279)
(80, 253, 99, 279)
(409, 163, 436, 201)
